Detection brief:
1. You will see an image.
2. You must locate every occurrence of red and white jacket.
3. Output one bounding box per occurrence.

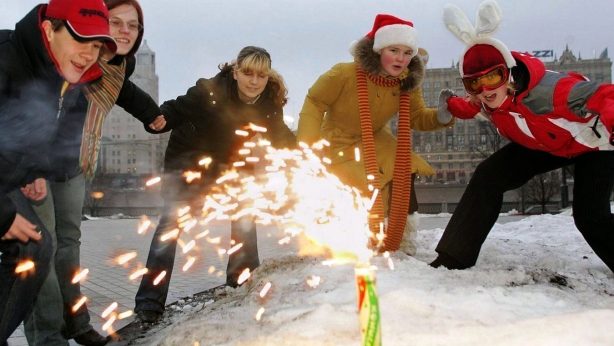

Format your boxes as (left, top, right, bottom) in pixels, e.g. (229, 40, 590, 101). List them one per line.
(449, 51, 614, 158)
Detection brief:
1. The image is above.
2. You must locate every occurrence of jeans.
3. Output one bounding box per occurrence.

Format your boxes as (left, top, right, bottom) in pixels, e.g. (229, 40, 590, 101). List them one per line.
(0, 190, 52, 345)
(24, 182, 68, 346)
(24, 174, 93, 343)
(435, 143, 614, 272)
(135, 199, 260, 313)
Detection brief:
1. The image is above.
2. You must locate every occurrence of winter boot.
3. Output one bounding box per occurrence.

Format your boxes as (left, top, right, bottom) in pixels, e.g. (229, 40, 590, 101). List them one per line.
(399, 213, 419, 256)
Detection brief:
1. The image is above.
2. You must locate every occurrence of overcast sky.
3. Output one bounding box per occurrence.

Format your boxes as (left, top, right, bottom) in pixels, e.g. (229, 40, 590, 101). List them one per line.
(2, 0, 613, 122)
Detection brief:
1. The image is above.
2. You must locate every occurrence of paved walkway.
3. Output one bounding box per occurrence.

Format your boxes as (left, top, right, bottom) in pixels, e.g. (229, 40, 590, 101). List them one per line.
(9, 214, 521, 345)
(8, 217, 293, 345)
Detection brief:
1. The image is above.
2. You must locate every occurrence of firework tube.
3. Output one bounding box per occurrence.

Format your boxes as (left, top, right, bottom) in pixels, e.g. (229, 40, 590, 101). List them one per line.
(355, 265, 381, 346)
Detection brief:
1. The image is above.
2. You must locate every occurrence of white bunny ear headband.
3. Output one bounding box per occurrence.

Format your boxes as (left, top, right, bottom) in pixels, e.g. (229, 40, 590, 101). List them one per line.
(443, 0, 515, 76)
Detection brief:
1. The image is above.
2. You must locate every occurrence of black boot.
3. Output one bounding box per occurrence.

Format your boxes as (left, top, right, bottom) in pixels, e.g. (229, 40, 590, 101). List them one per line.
(73, 329, 111, 346)
(136, 310, 162, 324)
(430, 253, 470, 270)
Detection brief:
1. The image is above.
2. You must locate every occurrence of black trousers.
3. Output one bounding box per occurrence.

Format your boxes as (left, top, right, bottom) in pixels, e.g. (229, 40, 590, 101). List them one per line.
(435, 143, 614, 272)
(135, 172, 260, 313)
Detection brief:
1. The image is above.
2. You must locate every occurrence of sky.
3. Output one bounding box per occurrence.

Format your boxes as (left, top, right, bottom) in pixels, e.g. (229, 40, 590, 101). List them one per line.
(130, 209, 614, 345)
(1, 0, 614, 124)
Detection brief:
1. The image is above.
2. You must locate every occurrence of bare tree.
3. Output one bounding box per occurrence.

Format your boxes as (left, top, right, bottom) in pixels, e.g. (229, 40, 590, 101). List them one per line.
(523, 171, 561, 213)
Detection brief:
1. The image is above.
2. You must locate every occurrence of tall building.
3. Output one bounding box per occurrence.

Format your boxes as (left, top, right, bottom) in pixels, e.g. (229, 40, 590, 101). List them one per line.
(413, 46, 612, 184)
(98, 40, 169, 176)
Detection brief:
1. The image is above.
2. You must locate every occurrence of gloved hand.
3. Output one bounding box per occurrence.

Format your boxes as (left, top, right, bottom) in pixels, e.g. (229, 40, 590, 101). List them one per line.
(437, 89, 455, 124)
(447, 95, 482, 119)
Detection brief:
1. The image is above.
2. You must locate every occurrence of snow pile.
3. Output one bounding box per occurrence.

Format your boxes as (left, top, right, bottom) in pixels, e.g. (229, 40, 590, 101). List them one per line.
(131, 213, 614, 346)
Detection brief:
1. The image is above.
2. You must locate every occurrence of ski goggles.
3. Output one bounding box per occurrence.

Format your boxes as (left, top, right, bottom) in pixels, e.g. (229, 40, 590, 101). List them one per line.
(461, 64, 509, 95)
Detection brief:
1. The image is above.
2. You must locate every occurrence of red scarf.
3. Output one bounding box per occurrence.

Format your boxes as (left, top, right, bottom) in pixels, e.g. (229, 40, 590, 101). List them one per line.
(356, 65, 412, 251)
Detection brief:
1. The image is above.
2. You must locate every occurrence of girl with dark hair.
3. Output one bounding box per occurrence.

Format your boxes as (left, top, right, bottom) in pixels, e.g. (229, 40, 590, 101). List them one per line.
(26, 1, 164, 345)
(134, 46, 295, 324)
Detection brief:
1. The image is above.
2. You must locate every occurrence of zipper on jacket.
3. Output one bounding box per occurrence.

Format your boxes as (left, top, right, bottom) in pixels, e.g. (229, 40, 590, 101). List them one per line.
(56, 95, 64, 119)
(56, 81, 69, 119)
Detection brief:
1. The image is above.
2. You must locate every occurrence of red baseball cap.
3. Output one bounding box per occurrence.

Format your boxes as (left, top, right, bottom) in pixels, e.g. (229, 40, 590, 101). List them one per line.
(46, 0, 117, 54)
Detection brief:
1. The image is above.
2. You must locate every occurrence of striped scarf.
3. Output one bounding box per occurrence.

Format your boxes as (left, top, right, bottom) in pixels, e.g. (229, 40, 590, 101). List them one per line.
(81, 59, 126, 178)
(356, 65, 412, 252)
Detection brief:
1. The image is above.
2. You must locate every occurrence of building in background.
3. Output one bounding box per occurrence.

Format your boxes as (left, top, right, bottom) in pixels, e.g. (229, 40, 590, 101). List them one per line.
(98, 41, 169, 178)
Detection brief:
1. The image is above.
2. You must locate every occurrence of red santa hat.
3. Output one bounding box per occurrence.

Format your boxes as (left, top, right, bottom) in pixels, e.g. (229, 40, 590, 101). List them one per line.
(367, 14, 418, 57)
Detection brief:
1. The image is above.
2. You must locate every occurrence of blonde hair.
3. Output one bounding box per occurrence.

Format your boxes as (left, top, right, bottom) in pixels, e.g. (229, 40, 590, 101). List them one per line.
(220, 46, 288, 107)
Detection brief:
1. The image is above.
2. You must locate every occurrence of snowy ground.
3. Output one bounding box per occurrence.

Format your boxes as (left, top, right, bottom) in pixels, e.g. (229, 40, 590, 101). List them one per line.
(125, 210, 614, 346)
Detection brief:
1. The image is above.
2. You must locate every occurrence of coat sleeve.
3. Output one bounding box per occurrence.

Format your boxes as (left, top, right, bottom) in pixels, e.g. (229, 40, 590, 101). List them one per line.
(115, 58, 164, 133)
(408, 87, 449, 131)
(160, 78, 210, 130)
(585, 84, 614, 135)
(297, 63, 347, 145)
(0, 192, 16, 237)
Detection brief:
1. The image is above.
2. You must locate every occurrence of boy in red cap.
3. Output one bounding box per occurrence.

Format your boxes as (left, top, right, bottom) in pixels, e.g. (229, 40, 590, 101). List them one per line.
(0, 0, 115, 344)
(433, 0, 614, 273)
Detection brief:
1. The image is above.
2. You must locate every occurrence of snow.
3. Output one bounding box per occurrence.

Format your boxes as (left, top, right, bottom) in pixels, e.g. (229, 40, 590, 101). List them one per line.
(131, 211, 614, 345)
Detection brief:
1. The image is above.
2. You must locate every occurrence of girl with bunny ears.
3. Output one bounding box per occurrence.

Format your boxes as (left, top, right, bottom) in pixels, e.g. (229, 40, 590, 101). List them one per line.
(432, 0, 614, 272)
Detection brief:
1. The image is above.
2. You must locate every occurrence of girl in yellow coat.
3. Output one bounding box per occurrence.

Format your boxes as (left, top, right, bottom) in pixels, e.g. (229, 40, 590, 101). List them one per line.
(297, 14, 453, 254)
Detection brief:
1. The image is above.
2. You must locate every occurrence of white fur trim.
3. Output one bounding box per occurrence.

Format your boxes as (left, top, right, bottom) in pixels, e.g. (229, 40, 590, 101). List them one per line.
(458, 37, 516, 76)
(373, 24, 418, 57)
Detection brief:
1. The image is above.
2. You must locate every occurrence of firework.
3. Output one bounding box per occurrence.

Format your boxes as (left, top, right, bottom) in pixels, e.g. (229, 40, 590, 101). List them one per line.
(355, 265, 381, 346)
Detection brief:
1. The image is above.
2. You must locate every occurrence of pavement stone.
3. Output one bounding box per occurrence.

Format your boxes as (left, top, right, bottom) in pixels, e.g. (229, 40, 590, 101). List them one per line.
(8, 217, 292, 345)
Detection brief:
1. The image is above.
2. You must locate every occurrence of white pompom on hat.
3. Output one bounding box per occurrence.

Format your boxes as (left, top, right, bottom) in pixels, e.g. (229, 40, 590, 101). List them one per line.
(367, 14, 418, 57)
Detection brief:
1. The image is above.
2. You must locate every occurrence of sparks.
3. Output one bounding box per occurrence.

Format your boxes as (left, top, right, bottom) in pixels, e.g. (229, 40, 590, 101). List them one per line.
(259, 282, 272, 298)
(153, 271, 167, 285)
(145, 176, 161, 186)
(160, 228, 180, 242)
(71, 268, 89, 284)
(183, 257, 196, 272)
(72, 296, 87, 313)
(102, 314, 116, 332)
(247, 123, 267, 133)
(182, 240, 196, 254)
(101, 302, 118, 318)
(306, 275, 321, 288)
(183, 171, 202, 183)
(129, 268, 148, 280)
(237, 268, 251, 285)
(137, 216, 152, 234)
(177, 206, 191, 217)
(116, 252, 137, 265)
(278, 236, 291, 245)
(195, 229, 210, 239)
(354, 147, 361, 162)
(226, 243, 243, 255)
(15, 260, 35, 274)
(235, 129, 249, 137)
(118, 310, 134, 319)
(198, 156, 212, 168)
(255, 307, 265, 321)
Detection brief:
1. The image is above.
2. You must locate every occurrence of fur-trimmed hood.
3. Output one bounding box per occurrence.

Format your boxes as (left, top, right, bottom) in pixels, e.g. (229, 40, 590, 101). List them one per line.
(352, 37, 424, 92)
